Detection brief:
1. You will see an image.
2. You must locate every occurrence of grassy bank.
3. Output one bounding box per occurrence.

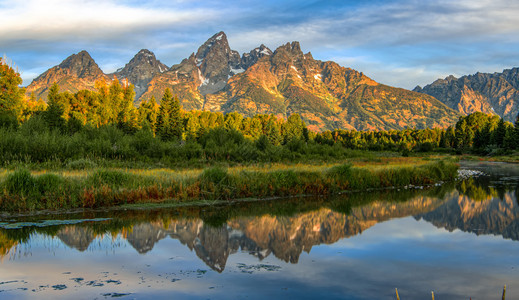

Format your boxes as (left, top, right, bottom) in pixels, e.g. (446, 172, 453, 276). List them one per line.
(0, 158, 458, 212)
(461, 154, 519, 163)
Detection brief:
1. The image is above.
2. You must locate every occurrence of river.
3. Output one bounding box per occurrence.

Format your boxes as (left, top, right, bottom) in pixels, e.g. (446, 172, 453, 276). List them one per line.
(0, 161, 518, 299)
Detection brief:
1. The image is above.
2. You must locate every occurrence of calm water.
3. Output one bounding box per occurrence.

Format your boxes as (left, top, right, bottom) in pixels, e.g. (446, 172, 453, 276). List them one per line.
(1, 161, 518, 299)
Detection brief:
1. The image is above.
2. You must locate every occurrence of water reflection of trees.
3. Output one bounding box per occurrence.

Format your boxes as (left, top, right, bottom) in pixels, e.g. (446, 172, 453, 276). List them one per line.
(6, 182, 516, 270)
(456, 176, 519, 202)
(0, 185, 451, 265)
(456, 178, 498, 201)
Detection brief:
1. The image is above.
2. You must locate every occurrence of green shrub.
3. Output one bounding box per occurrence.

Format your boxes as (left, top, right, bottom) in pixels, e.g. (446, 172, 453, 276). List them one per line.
(199, 166, 229, 185)
(0, 111, 19, 129)
(4, 169, 36, 195)
(66, 158, 97, 170)
(255, 135, 270, 152)
(327, 163, 353, 180)
(35, 173, 64, 194)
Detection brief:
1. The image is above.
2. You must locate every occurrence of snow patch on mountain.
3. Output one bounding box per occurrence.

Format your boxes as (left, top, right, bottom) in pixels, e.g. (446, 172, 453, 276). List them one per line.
(230, 67, 245, 75)
(261, 49, 271, 55)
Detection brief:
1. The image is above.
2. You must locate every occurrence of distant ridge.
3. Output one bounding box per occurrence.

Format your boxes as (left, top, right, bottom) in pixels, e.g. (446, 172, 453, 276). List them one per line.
(414, 68, 519, 122)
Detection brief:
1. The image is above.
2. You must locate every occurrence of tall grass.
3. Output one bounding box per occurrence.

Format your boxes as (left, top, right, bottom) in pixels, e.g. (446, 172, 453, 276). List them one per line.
(0, 160, 458, 212)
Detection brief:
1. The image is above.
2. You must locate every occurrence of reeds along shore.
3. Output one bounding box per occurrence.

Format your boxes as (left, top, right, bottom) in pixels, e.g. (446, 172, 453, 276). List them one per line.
(0, 160, 458, 212)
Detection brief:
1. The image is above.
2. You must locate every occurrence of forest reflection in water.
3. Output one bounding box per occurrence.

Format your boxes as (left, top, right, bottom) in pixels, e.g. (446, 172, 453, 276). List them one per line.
(0, 161, 518, 299)
(0, 184, 451, 265)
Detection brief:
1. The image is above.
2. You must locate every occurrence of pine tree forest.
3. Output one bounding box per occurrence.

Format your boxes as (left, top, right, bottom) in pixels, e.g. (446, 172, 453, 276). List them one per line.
(1, 57, 519, 166)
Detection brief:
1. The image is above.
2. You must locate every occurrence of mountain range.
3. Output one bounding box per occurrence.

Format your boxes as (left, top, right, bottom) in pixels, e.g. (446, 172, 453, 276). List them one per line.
(26, 31, 465, 131)
(415, 69, 519, 123)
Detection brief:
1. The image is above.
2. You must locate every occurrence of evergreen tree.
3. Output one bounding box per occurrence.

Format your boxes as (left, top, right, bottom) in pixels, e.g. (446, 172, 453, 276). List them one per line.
(43, 83, 65, 131)
(264, 115, 282, 146)
(503, 125, 515, 150)
(438, 130, 447, 148)
(156, 89, 182, 141)
(156, 88, 173, 140)
(493, 118, 506, 147)
(117, 83, 138, 133)
(170, 95, 183, 140)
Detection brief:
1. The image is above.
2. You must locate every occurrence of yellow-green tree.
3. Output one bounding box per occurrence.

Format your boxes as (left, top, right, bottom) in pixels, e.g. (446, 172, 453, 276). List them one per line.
(0, 57, 25, 126)
(282, 113, 306, 143)
(137, 96, 159, 133)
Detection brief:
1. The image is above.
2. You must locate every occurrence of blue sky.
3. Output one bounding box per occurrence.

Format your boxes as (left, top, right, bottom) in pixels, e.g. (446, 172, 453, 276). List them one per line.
(1, 0, 519, 89)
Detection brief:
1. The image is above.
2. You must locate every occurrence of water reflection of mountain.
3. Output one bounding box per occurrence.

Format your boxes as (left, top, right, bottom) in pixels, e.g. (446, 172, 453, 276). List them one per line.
(52, 196, 446, 272)
(8, 186, 518, 271)
(416, 190, 519, 240)
(57, 226, 96, 251)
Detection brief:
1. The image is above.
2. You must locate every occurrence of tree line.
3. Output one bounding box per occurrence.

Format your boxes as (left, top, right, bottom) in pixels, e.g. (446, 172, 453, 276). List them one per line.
(315, 111, 519, 154)
(1, 57, 519, 165)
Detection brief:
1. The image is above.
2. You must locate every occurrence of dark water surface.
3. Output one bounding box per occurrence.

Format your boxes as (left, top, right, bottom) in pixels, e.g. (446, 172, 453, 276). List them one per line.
(1, 161, 519, 299)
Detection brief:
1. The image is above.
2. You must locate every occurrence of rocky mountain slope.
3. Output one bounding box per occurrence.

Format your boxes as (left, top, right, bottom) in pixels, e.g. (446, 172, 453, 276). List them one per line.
(26, 32, 459, 131)
(26, 50, 109, 100)
(414, 69, 519, 122)
(110, 49, 168, 99)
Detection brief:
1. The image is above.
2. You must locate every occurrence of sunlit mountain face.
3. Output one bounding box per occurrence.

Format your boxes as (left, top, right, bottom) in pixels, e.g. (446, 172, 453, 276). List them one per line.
(415, 68, 519, 123)
(25, 32, 459, 132)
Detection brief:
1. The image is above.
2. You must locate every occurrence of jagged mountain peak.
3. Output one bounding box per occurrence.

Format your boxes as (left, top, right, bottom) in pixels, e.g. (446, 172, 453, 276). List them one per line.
(195, 31, 230, 62)
(57, 50, 102, 76)
(194, 31, 241, 95)
(255, 44, 272, 55)
(113, 49, 168, 99)
(64, 50, 92, 61)
(138, 48, 153, 55)
(241, 44, 273, 69)
(275, 41, 303, 57)
(429, 75, 458, 86)
(445, 75, 458, 81)
(26, 50, 108, 100)
(132, 49, 164, 66)
(118, 49, 167, 73)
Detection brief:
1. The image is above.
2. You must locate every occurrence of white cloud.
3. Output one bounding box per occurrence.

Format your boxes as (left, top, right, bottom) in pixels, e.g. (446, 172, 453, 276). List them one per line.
(0, 0, 220, 42)
(4, 0, 519, 88)
(230, 0, 519, 50)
